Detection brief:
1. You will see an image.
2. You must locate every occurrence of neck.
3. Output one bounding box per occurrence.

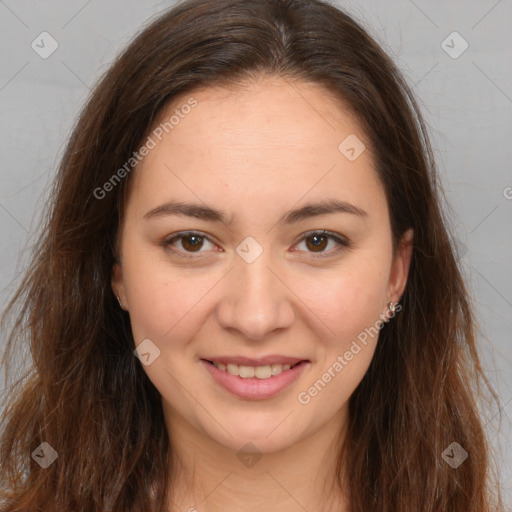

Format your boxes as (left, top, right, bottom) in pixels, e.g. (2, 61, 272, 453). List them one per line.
(163, 407, 351, 512)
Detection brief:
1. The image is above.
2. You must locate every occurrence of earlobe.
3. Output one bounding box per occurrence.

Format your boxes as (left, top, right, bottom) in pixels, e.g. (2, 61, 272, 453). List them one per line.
(388, 228, 414, 302)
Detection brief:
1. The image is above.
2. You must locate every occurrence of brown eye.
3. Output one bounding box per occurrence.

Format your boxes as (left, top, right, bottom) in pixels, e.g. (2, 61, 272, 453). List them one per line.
(294, 230, 350, 258)
(163, 231, 216, 258)
(305, 233, 329, 252)
(163, 230, 350, 260)
(180, 233, 205, 252)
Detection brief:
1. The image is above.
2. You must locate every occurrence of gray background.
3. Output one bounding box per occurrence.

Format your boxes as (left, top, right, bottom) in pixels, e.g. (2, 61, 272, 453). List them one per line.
(0, 0, 511, 505)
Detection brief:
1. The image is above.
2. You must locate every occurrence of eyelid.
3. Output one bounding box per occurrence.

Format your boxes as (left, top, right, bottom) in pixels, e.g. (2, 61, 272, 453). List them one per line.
(293, 229, 351, 258)
(162, 229, 350, 259)
(162, 231, 218, 258)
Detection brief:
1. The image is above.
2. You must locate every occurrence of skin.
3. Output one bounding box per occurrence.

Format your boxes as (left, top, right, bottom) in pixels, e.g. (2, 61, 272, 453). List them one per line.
(112, 75, 413, 511)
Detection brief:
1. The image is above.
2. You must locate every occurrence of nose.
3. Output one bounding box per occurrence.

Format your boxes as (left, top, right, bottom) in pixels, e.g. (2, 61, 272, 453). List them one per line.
(215, 252, 295, 341)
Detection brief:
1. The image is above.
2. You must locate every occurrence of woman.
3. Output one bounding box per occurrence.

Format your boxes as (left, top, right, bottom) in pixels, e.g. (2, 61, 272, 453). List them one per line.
(0, 0, 504, 510)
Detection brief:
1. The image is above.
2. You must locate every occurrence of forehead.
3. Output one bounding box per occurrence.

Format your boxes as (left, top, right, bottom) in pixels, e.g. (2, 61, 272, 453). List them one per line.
(156, 76, 365, 150)
(126, 77, 384, 223)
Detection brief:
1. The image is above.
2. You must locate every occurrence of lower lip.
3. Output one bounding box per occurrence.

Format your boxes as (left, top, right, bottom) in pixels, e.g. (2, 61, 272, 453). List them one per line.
(200, 360, 310, 400)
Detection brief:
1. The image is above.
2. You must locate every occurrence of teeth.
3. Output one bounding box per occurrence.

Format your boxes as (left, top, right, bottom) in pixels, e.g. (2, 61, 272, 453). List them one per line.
(255, 365, 272, 379)
(213, 362, 297, 379)
(239, 365, 255, 378)
(227, 363, 238, 376)
(271, 364, 282, 376)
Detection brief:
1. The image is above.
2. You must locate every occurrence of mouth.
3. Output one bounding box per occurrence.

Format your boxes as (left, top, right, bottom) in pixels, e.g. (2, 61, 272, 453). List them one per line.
(202, 359, 305, 379)
(199, 357, 310, 400)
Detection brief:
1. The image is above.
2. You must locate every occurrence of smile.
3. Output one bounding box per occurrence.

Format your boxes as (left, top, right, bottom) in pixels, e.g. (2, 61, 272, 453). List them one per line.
(209, 361, 301, 379)
(200, 358, 310, 400)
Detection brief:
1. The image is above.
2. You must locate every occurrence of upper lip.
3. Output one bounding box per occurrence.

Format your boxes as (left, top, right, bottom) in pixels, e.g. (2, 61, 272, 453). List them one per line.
(202, 355, 308, 366)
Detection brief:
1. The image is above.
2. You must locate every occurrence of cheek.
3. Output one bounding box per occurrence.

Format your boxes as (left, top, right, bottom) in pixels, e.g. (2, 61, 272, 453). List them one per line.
(122, 228, 392, 346)
(127, 279, 206, 344)
(120, 245, 206, 343)
(308, 259, 390, 342)
(296, 265, 389, 412)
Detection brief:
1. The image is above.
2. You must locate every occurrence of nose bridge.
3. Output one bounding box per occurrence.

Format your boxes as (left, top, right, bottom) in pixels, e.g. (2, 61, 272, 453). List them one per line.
(216, 239, 295, 340)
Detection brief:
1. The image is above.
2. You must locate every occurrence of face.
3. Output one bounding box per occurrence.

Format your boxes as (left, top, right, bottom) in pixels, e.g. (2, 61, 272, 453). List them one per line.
(112, 76, 413, 455)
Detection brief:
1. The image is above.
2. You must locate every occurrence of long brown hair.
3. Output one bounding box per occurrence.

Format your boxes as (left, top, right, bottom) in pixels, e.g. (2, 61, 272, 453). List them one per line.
(0, 0, 503, 510)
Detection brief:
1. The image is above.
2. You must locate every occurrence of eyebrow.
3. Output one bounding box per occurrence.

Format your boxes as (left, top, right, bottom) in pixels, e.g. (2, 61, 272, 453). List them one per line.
(143, 199, 368, 225)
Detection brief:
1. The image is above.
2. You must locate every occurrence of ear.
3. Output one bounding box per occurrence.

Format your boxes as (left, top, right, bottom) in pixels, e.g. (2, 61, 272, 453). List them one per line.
(111, 261, 128, 310)
(387, 228, 414, 303)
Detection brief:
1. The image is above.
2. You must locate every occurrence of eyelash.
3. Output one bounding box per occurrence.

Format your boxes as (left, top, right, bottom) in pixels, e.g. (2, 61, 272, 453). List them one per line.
(161, 230, 351, 259)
